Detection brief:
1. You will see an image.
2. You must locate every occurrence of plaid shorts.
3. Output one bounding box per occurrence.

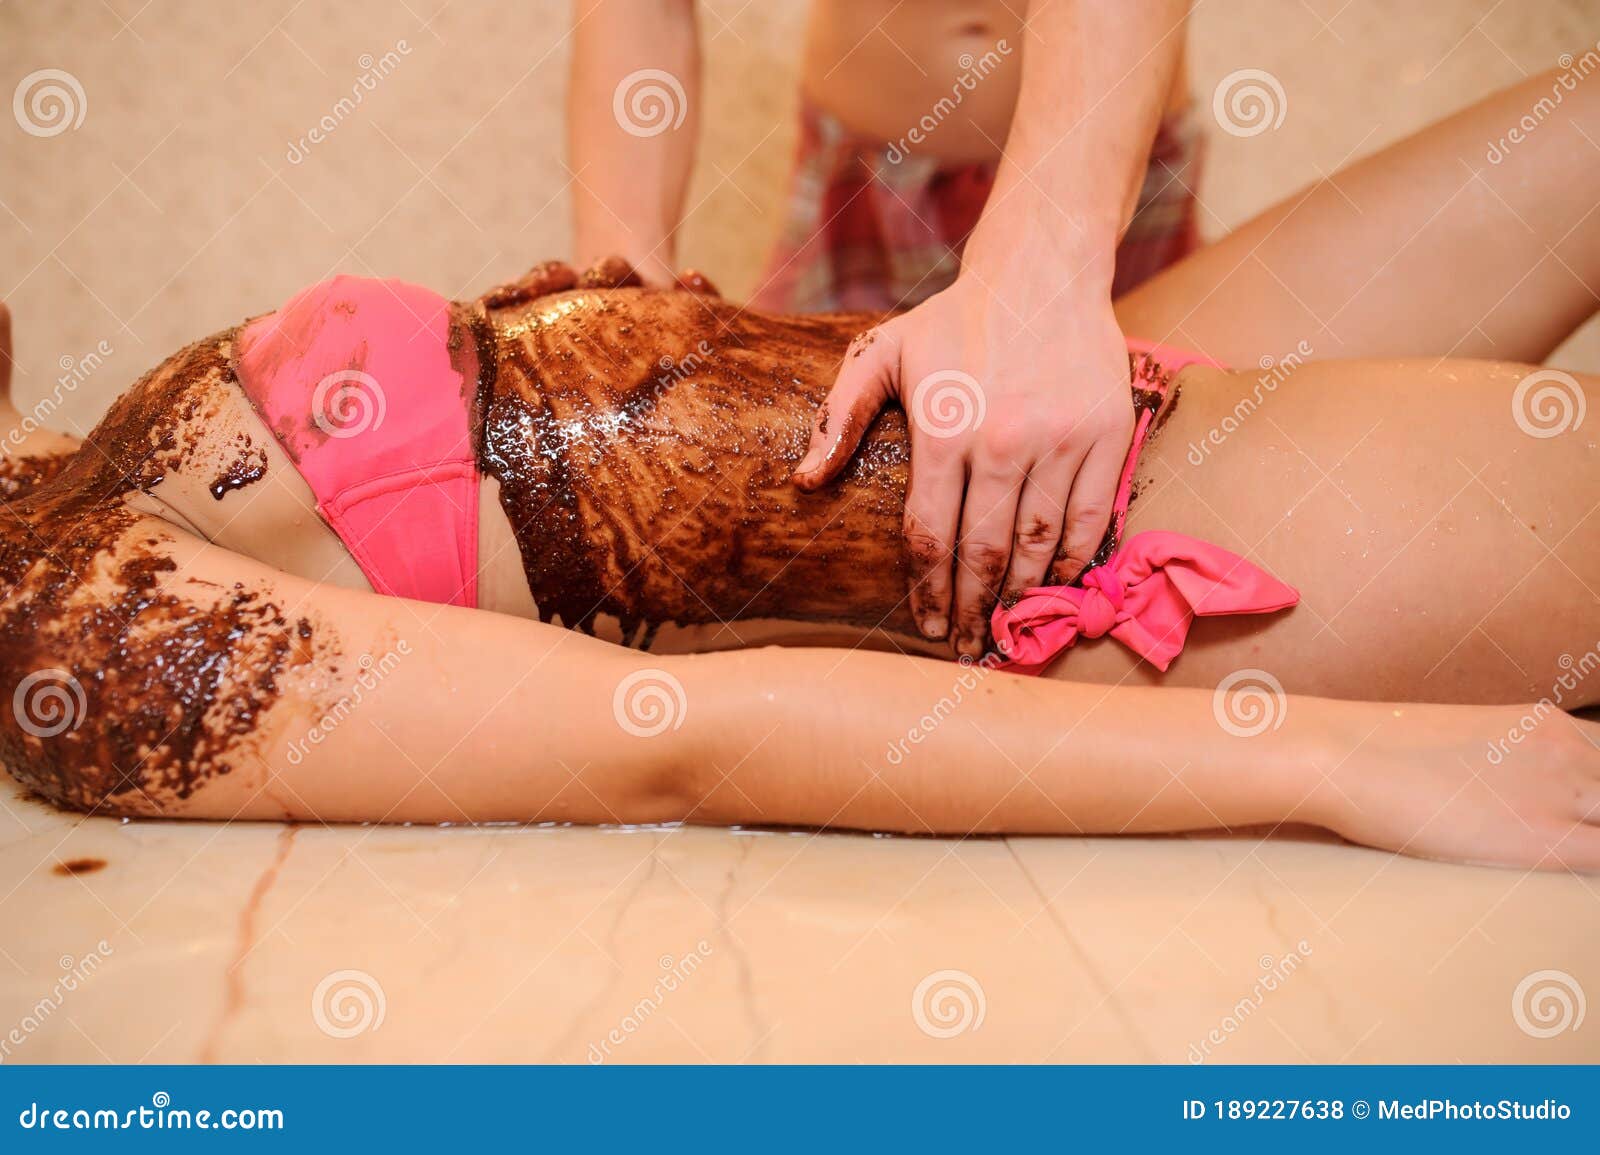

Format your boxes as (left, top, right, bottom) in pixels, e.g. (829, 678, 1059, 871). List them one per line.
(750, 101, 1204, 313)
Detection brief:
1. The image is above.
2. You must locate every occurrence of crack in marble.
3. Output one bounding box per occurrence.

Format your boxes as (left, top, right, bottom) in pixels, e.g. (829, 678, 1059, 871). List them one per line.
(715, 835, 772, 1061)
(198, 825, 297, 1061)
(543, 838, 660, 1062)
(1248, 870, 1350, 1057)
(1003, 838, 1157, 1061)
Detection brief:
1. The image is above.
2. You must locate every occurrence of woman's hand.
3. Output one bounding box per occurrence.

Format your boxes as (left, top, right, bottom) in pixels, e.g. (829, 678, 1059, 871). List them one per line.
(792, 275, 1134, 659)
(1327, 705, 1600, 871)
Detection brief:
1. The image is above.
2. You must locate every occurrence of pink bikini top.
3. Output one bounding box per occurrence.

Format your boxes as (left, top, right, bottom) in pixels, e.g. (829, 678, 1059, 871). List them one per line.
(989, 339, 1300, 675)
(234, 276, 480, 608)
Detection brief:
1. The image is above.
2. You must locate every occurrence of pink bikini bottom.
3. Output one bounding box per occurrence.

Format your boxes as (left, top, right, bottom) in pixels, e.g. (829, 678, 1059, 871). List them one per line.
(234, 276, 481, 608)
(233, 278, 1298, 674)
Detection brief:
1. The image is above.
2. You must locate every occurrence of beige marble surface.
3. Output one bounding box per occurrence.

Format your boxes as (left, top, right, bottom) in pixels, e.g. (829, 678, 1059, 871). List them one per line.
(1, 777, 1594, 1064)
(3, 0, 1599, 1066)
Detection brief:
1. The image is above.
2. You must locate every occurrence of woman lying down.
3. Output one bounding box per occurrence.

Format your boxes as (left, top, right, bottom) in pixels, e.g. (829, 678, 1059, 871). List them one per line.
(1, 71, 1597, 870)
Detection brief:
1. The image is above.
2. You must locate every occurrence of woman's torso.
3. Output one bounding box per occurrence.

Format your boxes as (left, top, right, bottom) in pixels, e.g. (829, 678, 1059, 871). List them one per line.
(121, 284, 1220, 669)
(124, 288, 923, 655)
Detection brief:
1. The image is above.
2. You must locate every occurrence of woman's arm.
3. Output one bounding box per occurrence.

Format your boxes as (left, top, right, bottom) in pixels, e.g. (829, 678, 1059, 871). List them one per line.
(122, 523, 1310, 832)
(567, 0, 700, 284)
(675, 648, 1600, 871)
(66, 523, 1591, 872)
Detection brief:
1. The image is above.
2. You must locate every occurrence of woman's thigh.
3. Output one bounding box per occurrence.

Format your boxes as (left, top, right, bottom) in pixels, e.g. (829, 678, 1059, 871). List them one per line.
(1051, 359, 1599, 706)
(1113, 69, 1600, 368)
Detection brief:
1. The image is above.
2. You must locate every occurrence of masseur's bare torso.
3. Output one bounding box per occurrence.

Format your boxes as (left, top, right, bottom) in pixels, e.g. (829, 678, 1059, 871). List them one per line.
(801, 0, 1188, 162)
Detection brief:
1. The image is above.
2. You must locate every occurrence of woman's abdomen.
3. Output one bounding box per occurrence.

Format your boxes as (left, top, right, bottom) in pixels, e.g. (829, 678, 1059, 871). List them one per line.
(477, 289, 918, 644)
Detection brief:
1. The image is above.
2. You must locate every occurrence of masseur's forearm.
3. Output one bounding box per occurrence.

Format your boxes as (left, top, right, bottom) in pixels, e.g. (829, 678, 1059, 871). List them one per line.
(677, 647, 1347, 836)
(964, 0, 1187, 295)
(568, 0, 699, 282)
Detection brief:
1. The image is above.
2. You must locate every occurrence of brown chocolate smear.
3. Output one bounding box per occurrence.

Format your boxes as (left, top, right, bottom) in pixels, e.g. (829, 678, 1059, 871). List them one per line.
(208, 431, 269, 500)
(1, 334, 335, 815)
(479, 289, 913, 638)
(53, 856, 107, 876)
(0, 452, 72, 501)
(477, 285, 1154, 640)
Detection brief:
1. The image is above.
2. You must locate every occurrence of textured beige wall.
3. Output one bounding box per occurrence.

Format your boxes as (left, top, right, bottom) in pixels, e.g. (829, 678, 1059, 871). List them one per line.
(2, 0, 1598, 436)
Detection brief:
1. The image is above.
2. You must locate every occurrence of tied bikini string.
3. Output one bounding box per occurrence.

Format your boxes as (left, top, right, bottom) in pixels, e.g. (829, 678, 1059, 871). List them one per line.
(989, 530, 1300, 676)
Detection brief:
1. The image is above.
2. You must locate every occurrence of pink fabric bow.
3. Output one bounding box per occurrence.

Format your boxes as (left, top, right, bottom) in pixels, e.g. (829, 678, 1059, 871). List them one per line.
(989, 531, 1300, 675)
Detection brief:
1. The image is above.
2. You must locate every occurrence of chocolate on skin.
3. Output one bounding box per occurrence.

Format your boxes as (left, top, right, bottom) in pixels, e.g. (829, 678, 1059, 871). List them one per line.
(0, 335, 334, 816)
(477, 268, 1174, 643)
(0, 452, 71, 501)
(480, 284, 919, 640)
(207, 431, 269, 500)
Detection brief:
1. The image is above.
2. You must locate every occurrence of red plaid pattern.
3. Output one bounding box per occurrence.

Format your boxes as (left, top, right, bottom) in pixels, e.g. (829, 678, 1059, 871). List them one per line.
(751, 102, 1204, 313)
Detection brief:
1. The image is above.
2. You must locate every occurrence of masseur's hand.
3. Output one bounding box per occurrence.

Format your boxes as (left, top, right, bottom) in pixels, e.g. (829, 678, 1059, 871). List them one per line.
(793, 272, 1134, 659)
